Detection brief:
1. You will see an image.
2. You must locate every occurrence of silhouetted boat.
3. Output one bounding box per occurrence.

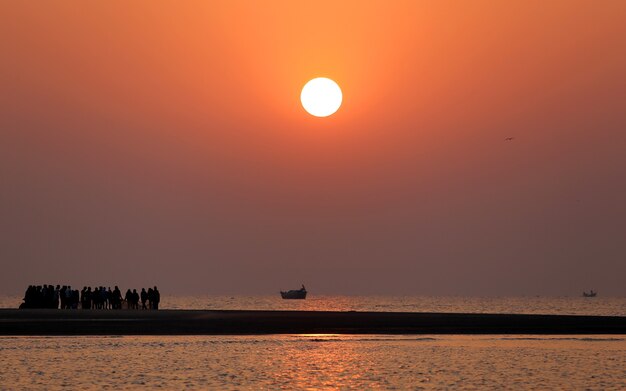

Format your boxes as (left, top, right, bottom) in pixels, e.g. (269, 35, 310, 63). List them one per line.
(280, 285, 307, 299)
(583, 290, 597, 297)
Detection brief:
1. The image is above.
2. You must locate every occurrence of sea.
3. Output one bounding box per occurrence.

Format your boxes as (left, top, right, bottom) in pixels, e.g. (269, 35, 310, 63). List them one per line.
(1, 295, 625, 390)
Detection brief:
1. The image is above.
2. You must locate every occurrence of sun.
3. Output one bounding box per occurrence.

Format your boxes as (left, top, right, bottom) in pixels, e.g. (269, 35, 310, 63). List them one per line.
(300, 77, 342, 117)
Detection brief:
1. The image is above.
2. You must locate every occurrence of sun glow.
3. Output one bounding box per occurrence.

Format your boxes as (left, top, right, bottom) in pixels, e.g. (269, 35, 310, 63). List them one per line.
(300, 78, 342, 117)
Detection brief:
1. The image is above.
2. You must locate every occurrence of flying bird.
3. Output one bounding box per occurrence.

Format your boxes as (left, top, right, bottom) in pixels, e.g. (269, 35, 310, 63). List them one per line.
(505, 137, 515, 141)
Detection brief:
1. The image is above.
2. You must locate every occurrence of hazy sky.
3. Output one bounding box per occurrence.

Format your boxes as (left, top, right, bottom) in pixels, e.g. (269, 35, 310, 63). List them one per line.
(1, 1, 625, 296)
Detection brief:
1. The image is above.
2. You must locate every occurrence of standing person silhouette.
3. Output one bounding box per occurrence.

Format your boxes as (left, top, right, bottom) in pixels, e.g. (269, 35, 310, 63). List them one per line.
(131, 289, 139, 309)
(106, 287, 113, 309)
(140, 288, 148, 310)
(54, 285, 60, 309)
(112, 286, 122, 309)
(152, 286, 160, 310)
(147, 288, 153, 309)
(124, 289, 132, 309)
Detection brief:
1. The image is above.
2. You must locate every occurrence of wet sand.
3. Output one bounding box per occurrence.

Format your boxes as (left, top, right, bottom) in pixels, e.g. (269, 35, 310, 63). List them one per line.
(1, 309, 625, 335)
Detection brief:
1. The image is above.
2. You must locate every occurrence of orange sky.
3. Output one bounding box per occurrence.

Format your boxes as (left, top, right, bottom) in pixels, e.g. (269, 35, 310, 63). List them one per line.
(1, 1, 625, 295)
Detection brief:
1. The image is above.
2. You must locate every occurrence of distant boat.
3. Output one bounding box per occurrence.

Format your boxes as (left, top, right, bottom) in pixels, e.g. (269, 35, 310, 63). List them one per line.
(280, 285, 307, 300)
(583, 290, 597, 297)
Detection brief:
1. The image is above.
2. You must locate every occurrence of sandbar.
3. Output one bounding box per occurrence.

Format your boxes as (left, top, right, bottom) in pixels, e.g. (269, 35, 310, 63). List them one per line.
(1, 309, 624, 335)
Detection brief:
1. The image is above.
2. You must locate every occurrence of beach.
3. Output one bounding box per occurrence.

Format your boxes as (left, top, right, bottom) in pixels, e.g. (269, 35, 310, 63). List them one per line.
(2, 309, 625, 335)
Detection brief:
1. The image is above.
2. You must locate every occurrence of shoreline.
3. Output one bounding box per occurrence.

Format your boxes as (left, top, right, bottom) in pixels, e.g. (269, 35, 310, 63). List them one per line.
(1, 309, 625, 335)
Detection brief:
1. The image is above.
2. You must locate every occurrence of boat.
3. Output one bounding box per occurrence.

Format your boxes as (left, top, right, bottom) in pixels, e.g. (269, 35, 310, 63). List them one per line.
(582, 290, 597, 297)
(280, 285, 307, 300)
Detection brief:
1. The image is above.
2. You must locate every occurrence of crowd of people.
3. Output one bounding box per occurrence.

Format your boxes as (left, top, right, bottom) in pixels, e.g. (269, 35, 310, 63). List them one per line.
(20, 285, 161, 310)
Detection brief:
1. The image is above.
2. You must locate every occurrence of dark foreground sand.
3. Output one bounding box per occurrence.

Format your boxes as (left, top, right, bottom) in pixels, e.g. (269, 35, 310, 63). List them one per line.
(1, 309, 625, 335)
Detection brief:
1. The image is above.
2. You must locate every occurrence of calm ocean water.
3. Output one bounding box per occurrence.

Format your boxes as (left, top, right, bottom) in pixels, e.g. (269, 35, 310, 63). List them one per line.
(0, 335, 624, 389)
(1, 295, 625, 389)
(3, 294, 625, 316)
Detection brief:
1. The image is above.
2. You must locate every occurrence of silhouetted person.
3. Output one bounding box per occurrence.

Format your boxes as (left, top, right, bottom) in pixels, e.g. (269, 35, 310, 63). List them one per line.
(54, 285, 60, 309)
(65, 286, 73, 309)
(112, 286, 122, 309)
(131, 289, 139, 309)
(42, 285, 52, 308)
(152, 286, 160, 310)
(21, 285, 35, 308)
(106, 287, 113, 309)
(125, 289, 132, 309)
(99, 286, 107, 309)
(81, 287, 88, 309)
(71, 289, 79, 309)
(59, 286, 66, 309)
(140, 288, 148, 310)
(147, 288, 153, 309)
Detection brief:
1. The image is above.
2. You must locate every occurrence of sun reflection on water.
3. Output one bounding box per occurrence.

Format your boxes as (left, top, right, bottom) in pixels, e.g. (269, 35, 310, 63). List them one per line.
(0, 335, 624, 389)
